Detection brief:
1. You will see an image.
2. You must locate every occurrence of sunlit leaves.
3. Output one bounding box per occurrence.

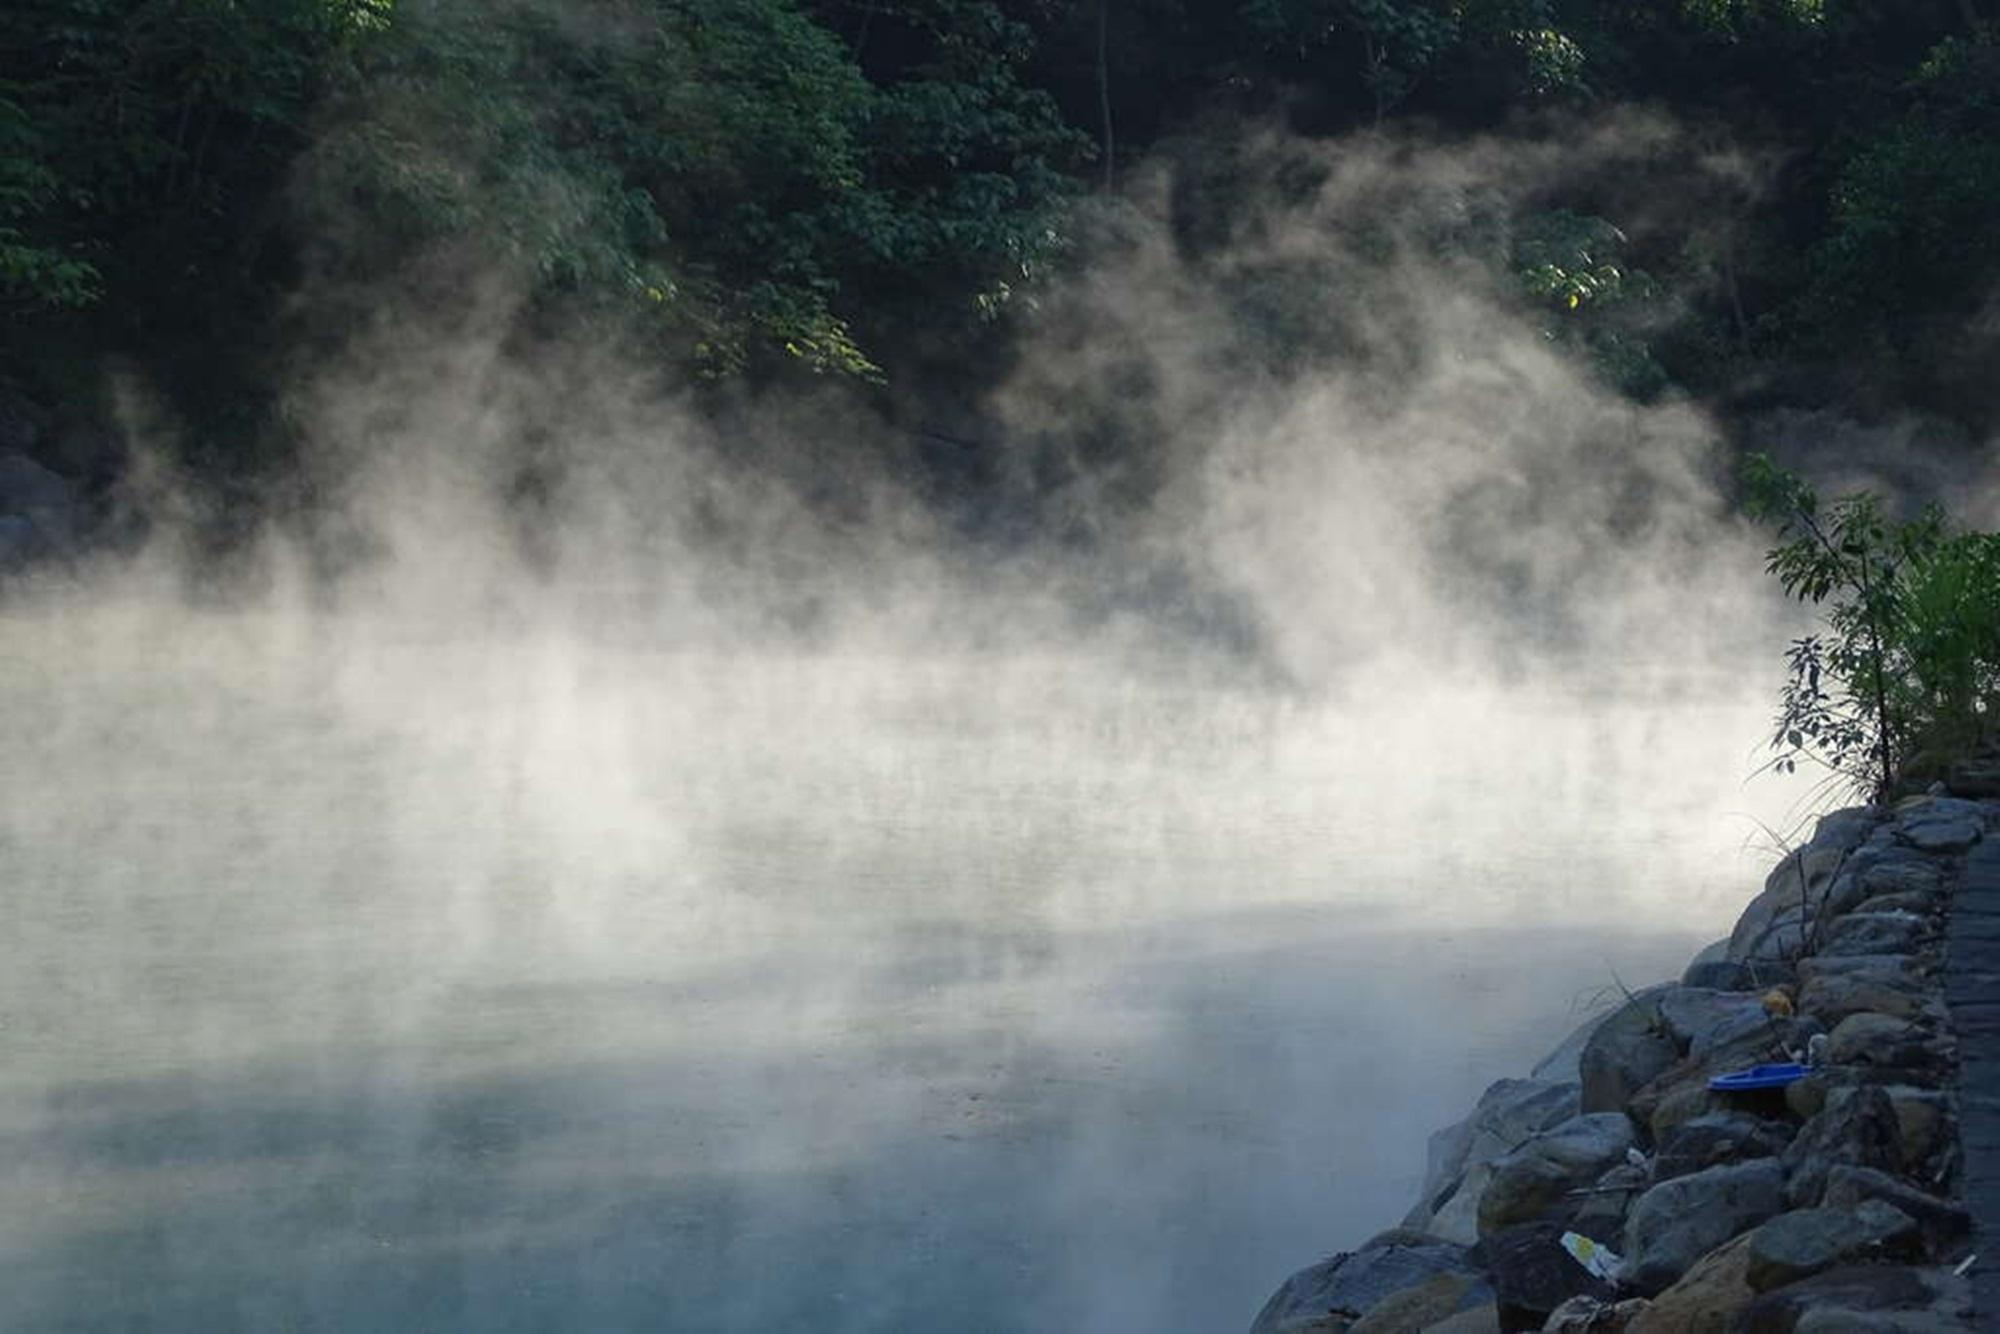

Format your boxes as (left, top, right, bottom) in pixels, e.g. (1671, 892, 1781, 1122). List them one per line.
(1745, 453, 2000, 800)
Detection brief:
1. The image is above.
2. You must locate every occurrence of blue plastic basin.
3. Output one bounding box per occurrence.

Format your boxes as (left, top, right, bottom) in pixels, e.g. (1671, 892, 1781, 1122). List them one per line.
(1707, 1062, 1808, 1092)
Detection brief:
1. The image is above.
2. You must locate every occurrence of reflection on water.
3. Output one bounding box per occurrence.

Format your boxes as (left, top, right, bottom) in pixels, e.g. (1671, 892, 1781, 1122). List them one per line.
(0, 600, 1794, 1331)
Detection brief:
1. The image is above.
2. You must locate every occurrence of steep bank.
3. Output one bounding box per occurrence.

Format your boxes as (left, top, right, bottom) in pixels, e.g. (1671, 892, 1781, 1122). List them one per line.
(1251, 787, 1996, 1332)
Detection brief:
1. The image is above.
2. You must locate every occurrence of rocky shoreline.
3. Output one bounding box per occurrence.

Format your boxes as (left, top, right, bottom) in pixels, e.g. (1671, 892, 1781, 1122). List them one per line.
(1250, 786, 1997, 1332)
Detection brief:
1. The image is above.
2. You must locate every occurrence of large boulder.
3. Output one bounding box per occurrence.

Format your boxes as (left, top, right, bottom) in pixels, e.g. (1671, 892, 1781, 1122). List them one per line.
(1819, 853, 1946, 921)
(1893, 796, 1986, 852)
(1796, 969, 1928, 1027)
(1744, 1202, 1919, 1291)
(1816, 911, 1932, 959)
(1345, 1270, 1486, 1332)
(1625, 1233, 1756, 1333)
(1621, 1157, 1786, 1294)
(1820, 1166, 1971, 1250)
(1477, 1113, 1636, 1236)
(1469, 1220, 1615, 1328)
(1654, 1112, 1794, 1182)
(1656, 989, 1775, 1057)
(1250, 1236, 1488, 1334)
(1735, 1263, 1973, 1331)
(0, 450, 77, 562)
(1728, 812, 1878, 960)
(1825, 1012, 1938, 1069)
(1404, 1078, 1580, 1242)
(1781, 1085, 1904, 1207)
(1579, 999, 1681, 1114)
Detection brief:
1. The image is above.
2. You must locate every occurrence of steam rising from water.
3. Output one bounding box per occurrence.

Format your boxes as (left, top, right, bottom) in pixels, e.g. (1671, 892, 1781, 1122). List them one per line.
(0, 128, 1813, 1329)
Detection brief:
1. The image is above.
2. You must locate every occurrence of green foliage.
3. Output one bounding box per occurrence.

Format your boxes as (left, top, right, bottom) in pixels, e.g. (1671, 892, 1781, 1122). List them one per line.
(1807, 34, 2000, 329)
(307, 0, 1084, 377)
(1513, 210, 1667, 398)
(1745, 453, 2000, 801)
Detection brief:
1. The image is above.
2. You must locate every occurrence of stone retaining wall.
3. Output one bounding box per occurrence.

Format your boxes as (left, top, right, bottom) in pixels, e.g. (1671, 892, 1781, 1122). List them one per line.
(1249, 790, 1992, 1333)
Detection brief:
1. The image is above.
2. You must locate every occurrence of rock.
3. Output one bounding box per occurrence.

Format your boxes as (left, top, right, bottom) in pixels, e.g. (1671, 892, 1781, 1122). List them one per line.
(1477, 1113, 1637, 1236)
(1624, 1233, 1755, 1333)
(1655, 1112, 1794, 1181)
(1349, 1271, 1485, 1332)
(1642, 1082, 1723, 1146)
(1743, 1202, 1918, 1291)
(1419, 1303, 1501, 1332)
(1656, 988, 1775, 1058)
(1781, 1086, 1904, 1207)
(0, 450, 76, 538)
(1568, 1163, 1648, 1240)
(1542, 1294, 1651, 1331)
(1826, 1012, 1937, 1068)
(1729, 814, 1878, 960)
(1820, 1166, 1971, 1248)
(1735, 1263, 1972, 1331)
(1579, 998, 1681, 1114)
(1843, 854, 1948, 909)
(1883, 1087, 1949, 1166)
(1796, 970, 1928, 1026)
(1817, 911, 1932, 958)
(1682, 957, 1797, 992)
(1405, 1078, 1580, 1241)
(1251, 1239, 1489, 1334)
(1850, 889, 1944, 918)
(1621, 1157, 1786, 1294)
(1894, 796, 1986, 852)
(1798, 952, 1928, 988)
(1470, 1221, 1614, 1327)
(1532, 985, 1676, 1085)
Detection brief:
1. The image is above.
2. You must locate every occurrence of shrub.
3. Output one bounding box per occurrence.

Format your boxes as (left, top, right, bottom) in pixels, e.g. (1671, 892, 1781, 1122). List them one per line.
(1745, 452, 2000, 802)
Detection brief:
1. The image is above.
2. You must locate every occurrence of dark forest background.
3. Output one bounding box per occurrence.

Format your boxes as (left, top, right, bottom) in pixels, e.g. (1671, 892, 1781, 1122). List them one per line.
(3, 0, 1996, 528)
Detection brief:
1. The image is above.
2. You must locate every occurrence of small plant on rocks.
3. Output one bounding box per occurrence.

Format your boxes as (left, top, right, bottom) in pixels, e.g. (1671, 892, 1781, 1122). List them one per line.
(1744, 453, 2000, 802)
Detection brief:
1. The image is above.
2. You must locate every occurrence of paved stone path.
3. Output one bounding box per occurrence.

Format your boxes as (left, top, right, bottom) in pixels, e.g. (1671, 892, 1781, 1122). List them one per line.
(1946, 835, 2000, 1322)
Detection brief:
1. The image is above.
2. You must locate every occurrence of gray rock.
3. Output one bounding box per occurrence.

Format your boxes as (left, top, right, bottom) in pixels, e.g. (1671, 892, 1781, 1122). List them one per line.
(1682, 957, 1796, 992)
(1346, 1270, 1485, 1332)
(1818, 851, 1946, 922)
(1882, 1087, 1950, 1167)
(1826, 1012, 1936, 1068)
(1797, 968, 1928, 1026)
(1655, 1112, 1794, 1182)
(1744, 1203, 1917, 1291)
(1418, 1303, 1502, 1332)
(1624, 1233, 1753, 1332)
(0, 450, 76, 543)
(1477, 1113, 1636, 1236)
(1820, 1166, 1971, 1247)
(1404, 1078, 1580, 1240)
(1579, 998, 1681, 1114)
(1729, 839, 1853, 961)
(1569, 1162, 1649, 1240)
(1532, 985, 1673, 1085)
(1852, 890, 1945, 919)
(1782, 1086, 1903, 1207)
(1250, 1238, 1489, 1334)
(1816, 910, 1931, 958)
(1657, 988, 1776, 1057)
(1621, 1157, 1786, 1294)
(1737, 1263, 1972, 1331)
(1469, 1220, 1614, 1326)
(1895, 796, 1987, 852)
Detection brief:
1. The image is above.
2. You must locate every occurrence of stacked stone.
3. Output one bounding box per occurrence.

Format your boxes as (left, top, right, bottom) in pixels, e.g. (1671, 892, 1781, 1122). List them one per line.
(1250, 792, 1992, 1333)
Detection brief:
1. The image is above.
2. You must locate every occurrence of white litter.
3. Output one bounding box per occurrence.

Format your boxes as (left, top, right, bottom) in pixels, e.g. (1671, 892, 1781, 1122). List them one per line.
(1561, 1231, 1623, 1282)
